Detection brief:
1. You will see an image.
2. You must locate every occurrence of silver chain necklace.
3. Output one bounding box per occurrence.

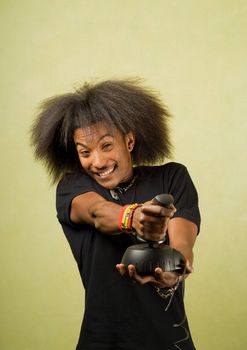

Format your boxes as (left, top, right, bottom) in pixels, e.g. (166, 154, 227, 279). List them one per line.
(110, 175, 138, 200)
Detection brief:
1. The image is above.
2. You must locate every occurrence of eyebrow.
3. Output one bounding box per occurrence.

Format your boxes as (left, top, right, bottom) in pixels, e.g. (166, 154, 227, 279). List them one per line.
(75, 133, 113, 148)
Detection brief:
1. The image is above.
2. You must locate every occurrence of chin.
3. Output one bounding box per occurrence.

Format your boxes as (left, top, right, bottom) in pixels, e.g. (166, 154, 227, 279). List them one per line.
(94, 177, 118, 190)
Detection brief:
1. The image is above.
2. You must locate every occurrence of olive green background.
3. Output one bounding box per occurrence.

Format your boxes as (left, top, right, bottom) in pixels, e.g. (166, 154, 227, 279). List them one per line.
(1, 1, 246, 349)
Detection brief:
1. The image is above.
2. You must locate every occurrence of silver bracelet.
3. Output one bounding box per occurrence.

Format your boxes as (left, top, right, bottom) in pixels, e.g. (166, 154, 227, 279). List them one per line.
(154, 277, 181, 299)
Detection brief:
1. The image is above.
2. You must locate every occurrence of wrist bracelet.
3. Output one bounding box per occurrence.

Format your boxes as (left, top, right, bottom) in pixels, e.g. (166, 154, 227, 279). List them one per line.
(154, 276, 181, 299)
(118, 203, 141, 233)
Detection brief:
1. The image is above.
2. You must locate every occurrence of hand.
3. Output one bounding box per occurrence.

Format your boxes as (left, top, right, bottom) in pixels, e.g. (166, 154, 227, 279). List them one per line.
(132, 201, 176, 242)
(116, 259, 193, 287)
(116, 263, 185, 288)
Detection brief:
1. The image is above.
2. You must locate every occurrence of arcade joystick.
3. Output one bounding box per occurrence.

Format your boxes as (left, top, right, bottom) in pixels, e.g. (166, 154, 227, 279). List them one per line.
(121, 194, 186, 276)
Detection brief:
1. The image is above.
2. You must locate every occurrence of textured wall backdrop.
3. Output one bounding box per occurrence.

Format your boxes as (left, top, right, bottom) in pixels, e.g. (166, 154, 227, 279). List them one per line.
(1, 1, 246, 349)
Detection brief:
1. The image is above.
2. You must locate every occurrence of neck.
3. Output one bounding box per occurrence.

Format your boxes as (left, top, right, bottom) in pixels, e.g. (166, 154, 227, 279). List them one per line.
(116, 174, 137, 192)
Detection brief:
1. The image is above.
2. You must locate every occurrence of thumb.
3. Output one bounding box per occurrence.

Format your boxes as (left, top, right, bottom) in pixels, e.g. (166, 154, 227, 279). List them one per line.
(185, 260, 194, 274)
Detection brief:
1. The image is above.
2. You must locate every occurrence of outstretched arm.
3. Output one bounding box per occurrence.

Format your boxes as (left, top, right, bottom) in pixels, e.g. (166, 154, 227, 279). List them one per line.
(70, 191, 175, 240)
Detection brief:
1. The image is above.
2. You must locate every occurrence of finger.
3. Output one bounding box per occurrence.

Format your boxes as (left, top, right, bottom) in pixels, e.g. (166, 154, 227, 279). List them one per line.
(140, 215, 168, 225)
(154, 268, 179, 287)
(116, 263, 127, 276)
(154, 267, 163, 281)
(142, 231, 167, 242)
(127, 265, 156, 285)
(127, 265, 143, 283)
(127, 264, 136, 278)
(185, 260, 194, 274)
(141, 221, 167, 232)
(185, 260, 193, 273)
(154, 268, 173, 285)
(141, 205, 176, 217)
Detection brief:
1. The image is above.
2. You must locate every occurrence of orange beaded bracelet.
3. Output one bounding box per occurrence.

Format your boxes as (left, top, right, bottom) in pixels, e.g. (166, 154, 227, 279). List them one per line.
(118, 203, 141, 233)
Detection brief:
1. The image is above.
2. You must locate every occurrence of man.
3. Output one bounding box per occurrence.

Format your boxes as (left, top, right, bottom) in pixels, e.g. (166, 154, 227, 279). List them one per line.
(31, 79, 200, 349)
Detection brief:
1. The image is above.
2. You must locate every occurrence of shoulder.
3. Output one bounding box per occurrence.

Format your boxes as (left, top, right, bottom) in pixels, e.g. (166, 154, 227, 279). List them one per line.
(56, 170, 110, 206)
(57, 170, 92, 185)
(161, 162, 190, 182)
(134, 163, 189, 199)
(136, 162, 187, 179)
(56, 170, 94, 194)
(161, 161, 187, 172)
(137, 162, 198, 199)
(160, 162, 197, 191)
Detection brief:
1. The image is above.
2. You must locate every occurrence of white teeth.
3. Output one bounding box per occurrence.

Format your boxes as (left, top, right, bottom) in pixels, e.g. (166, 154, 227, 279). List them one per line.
(98, 167, 114, 177)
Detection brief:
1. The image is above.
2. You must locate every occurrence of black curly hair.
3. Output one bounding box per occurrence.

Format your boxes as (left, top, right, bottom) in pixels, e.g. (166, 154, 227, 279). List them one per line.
(30, 79, 173, 183)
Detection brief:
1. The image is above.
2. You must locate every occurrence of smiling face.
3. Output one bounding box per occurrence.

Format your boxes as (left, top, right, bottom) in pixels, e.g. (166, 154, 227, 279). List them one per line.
(73, 122, 135, 189)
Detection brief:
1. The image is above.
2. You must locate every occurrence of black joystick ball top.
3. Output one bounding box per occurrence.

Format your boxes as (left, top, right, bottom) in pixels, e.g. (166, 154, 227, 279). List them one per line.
(121, 244, 186, 275)
(121, 194, 186, 276)
(152, 193, 174, 208)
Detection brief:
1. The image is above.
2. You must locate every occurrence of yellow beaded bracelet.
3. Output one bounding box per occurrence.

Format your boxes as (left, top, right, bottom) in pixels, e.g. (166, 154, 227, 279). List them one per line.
(118, 203, 141, 232)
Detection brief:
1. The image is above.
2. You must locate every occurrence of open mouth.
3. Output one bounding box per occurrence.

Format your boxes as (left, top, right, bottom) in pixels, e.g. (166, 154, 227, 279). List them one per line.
(95, 166, 115, 178)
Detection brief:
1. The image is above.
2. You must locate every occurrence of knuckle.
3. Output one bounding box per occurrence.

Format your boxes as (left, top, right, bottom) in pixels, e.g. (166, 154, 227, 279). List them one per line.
(139, 214, 145, 224)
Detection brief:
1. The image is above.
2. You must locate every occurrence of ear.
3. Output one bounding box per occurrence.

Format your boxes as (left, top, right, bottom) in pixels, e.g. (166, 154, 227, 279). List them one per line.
(125, 132, 135, 152)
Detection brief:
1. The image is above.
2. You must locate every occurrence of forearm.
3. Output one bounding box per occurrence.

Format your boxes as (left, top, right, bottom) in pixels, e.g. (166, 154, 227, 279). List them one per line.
(70, 191, 180, 239)
(168, 217, 198, 267)
(70, 192, 122, 234)
(89, 201, 122, 233)
(172, 241, 194, 267)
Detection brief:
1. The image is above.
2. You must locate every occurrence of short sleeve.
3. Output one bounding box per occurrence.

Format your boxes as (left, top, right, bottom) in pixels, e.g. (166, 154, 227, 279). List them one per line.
(165, 163, 201, 233)
(56, 171, 95, 226)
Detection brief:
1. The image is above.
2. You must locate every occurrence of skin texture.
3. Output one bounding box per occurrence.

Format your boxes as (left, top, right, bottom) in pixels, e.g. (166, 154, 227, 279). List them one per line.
(71, 122, 197, 288)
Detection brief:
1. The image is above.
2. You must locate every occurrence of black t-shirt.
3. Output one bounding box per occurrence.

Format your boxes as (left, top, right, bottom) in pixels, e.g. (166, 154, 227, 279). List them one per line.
(56, 162, 200, 350)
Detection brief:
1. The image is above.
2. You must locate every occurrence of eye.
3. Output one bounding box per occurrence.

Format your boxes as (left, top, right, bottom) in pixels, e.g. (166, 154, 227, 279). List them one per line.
(102, 143, 112, 151)
(79, 149, 90, 158)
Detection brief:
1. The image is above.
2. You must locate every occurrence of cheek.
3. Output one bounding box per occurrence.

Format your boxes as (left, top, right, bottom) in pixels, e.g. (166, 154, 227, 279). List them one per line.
(77, 156, 89, 169)
(118, 150, 132, 167)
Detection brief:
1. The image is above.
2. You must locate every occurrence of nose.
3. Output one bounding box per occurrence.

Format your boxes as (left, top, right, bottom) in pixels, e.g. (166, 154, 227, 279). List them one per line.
(91, 151, 107, 169)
